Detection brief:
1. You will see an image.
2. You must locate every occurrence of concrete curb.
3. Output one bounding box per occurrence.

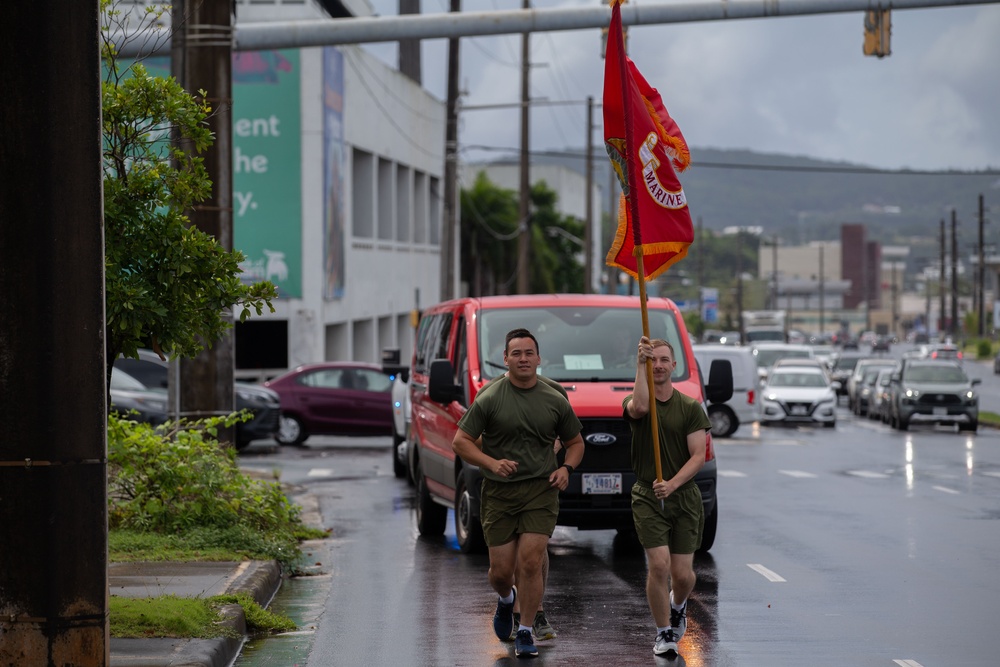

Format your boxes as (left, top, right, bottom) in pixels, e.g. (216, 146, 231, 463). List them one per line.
(109, 561, 283, 667)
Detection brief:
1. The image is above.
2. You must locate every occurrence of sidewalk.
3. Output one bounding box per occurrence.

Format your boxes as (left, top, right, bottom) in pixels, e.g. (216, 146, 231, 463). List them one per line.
(109, 559, 283, 667)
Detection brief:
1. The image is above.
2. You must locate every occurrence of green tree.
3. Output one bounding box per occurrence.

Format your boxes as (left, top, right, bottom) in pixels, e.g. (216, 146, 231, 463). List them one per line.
(459, 172, 584, 295)
(100, 2, 276, 389)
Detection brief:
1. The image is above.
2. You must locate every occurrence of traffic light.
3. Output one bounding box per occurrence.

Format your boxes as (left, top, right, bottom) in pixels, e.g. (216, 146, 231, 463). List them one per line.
(863, 9, 891, 58)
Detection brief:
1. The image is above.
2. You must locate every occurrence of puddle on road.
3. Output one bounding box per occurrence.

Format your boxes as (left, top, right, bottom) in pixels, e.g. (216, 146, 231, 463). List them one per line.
(234, 542, 332, 666)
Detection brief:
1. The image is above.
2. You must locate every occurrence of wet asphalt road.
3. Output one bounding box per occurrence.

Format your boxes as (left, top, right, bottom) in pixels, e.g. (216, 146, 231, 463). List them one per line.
(236, 386, 1000, 666)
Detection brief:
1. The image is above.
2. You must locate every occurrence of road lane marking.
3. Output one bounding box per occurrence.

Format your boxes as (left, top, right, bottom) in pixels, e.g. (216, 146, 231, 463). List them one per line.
(778, 470, 817, 478)
(932, 485, 960, 494)
(983, 472, 1000, 479)
(747, 563, 786, 582)
(719, 470, 747, 477)
(846, 470, 890, 479)
(893, 660, 924, 667)
(307, 468, 335, 477)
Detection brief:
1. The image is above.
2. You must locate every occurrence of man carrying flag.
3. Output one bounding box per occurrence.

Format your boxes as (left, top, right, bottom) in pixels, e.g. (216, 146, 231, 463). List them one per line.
(603, 0, 706, 658)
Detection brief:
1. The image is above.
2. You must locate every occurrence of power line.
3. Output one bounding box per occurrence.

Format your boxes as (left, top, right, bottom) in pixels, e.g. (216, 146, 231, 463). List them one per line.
(460, 144, 1000, 175)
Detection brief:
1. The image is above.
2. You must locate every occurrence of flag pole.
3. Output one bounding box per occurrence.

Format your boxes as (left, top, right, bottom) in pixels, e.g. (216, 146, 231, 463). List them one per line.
(612, 1, 665, 493)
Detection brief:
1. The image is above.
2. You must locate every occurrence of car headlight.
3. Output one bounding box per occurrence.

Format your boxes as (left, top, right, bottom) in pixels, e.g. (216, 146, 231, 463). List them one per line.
(236, 389, 254, 402)
(765, 393, 779, 402)
(904, 388, 920, 399)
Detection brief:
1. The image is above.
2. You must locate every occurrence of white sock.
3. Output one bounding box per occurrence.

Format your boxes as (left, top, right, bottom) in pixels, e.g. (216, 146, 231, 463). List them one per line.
(518, 624, 532, 634)
(499, 591, 514, 604)
(671, 598, 686, 612)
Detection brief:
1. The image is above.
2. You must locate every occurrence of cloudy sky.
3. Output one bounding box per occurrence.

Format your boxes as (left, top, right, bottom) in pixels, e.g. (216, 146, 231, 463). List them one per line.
(360, 0, 1000, 172)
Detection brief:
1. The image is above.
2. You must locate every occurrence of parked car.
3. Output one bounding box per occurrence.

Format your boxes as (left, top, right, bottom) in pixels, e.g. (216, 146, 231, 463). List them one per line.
(109, 367, 169, 425)
(907, 343, 963, 363)
(771, 357, 832, 381)
(995, 350, 1000, 375)
(750, 343, 815, 384)
(693, 344, 760, 438)
(830, 352, 865, 397)
(264, 362, 393, 445)
(853, 364, 896, 417)
(381, 349, 411, 481)
(847, 358, 899, 412)
(868, 368, 895, 422)
(409, 294, 733, 554)
(760, 366, 838, 428)
(114, 350, 281, 449)
(887, 360, 979, 431)
(871, 335, 891, 353)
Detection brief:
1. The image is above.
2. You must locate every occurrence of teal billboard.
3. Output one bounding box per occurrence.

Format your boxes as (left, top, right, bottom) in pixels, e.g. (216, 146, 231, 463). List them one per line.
(232, 50, 302, 298)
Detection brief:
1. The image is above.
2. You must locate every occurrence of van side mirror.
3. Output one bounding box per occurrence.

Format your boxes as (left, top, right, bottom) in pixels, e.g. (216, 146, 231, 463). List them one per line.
(705, 359, 734, 404)
(890, 373, 901, 384)
(971, 378, 982, 386)
(428, 359, 462, 404)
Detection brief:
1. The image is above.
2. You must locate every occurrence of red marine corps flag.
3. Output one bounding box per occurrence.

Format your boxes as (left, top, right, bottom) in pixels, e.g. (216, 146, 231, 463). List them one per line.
(604, 0, 693, 281)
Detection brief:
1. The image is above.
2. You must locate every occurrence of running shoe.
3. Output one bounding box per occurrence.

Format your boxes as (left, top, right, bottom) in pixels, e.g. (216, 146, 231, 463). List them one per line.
(653, 629, 678, 656)
(532, 611, 557, 640)
(514, 629, 538, 658)
(493, 586, 516, 641)
(508, 612, 521, 641)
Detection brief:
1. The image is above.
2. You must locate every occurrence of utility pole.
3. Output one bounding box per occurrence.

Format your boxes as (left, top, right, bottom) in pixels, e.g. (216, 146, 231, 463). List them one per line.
(771, 234, 779, 310)
(951, 209, 959, 340)
(0, 3, 108, 663)
(584, 95, 594, 293)
(736, 229, 745, 342)
(441, 0, 460, 300)
(172, 0, 236, 443)
(819, 244, 825, 336)
(940, 218, 946, 339)
(697, 217, 704, 318)
(516, 0, 531, 294)
(891, 260, 898, 339)
(978, 193, 985, 336)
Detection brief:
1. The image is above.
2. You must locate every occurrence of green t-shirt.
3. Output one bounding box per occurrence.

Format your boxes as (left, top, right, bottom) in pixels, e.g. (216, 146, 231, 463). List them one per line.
(458, 376, 582, 483)
(622, 389, 711, 489)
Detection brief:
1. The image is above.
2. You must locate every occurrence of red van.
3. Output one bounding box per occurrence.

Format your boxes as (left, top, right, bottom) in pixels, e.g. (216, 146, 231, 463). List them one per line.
(407, 294, 731, 553)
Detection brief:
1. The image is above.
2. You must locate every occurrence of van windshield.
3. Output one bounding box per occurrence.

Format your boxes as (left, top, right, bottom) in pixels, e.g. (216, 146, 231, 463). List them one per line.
(478, 306, 689, 383)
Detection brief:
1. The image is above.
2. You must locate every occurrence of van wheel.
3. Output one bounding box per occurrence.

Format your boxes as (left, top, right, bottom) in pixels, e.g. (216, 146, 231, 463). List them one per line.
(707, 405, 737, 438)
(699, 505, 718, 552)
(416, 463, 447, 536)
(455, 473, 486, 554)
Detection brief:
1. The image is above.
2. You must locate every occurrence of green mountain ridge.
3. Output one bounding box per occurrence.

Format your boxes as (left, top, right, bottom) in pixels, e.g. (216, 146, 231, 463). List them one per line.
(501, 146, 1000, 247)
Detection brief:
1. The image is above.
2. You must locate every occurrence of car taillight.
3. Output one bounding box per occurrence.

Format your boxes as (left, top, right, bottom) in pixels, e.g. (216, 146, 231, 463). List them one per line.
(705, 433, 715, 462)
(957, 351, 963, 359)
(931, 351, 938, 359)
(747, 389, 755, 405)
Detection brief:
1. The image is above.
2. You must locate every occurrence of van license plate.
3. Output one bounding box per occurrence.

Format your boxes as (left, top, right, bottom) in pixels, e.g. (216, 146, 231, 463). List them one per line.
(582, 473, 622, 494)
(791, 406, 808, 415)
(933, 407, 947, 416)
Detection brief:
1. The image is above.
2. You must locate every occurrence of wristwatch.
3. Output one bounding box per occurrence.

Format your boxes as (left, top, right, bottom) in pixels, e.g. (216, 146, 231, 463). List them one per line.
(561, 464, 575, 475)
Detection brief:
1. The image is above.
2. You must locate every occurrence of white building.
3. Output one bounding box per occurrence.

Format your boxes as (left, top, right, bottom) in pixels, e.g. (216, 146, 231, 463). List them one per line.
(219, 0, 446, 376)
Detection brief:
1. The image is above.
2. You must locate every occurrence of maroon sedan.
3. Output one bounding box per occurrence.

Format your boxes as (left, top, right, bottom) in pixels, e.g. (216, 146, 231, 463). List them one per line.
(264, 362, 393, 445)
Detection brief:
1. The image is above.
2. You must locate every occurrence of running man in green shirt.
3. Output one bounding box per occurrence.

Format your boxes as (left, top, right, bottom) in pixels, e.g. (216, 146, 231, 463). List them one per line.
(453, 328, 584, 659)
(624, 336, 710, 658)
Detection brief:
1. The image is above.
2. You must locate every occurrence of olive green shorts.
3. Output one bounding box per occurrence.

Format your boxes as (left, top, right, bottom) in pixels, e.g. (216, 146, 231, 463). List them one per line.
(481, 477, 559, 547)
(631, 482, 704, 553)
